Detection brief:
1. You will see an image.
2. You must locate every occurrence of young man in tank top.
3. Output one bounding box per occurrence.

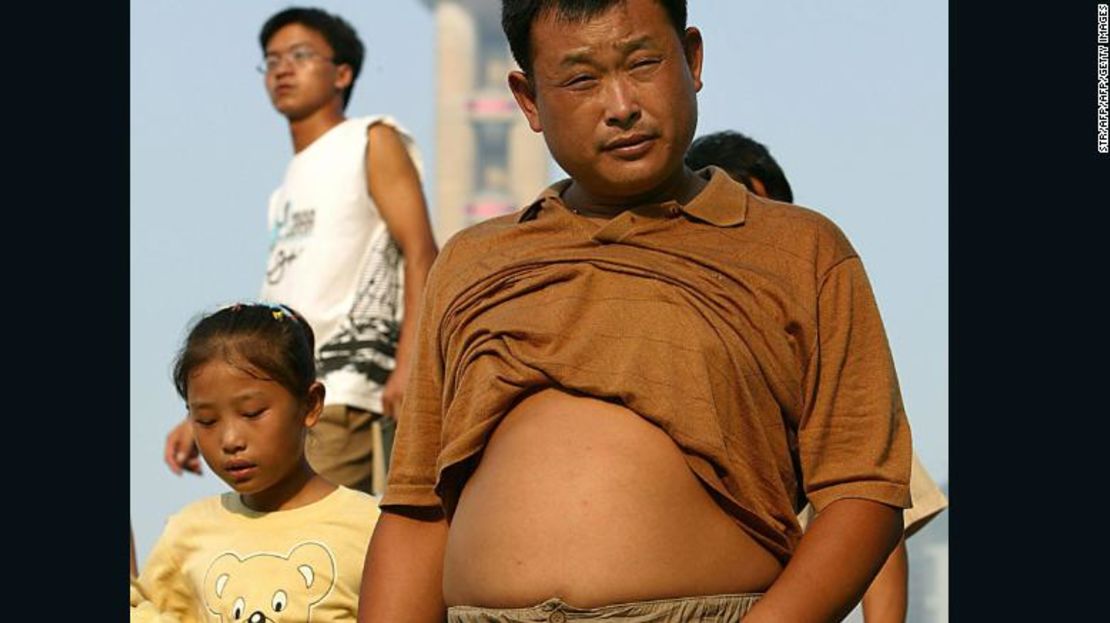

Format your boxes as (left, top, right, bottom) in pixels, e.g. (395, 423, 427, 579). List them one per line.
(360, 1, 911, 621)
(163, 7, 438, 497)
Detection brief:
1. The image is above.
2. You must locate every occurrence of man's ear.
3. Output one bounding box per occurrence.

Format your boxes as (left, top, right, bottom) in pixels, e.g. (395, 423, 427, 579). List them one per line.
(334, 64, 354, 93)
(747, 175, 769, 199)
(508, 71, 543, 133)
(682, 27, 704, 93)
(303, 381, 326, 428)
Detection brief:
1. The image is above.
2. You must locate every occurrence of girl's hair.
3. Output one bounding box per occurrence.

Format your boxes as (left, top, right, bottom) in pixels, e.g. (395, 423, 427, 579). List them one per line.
(173, 303, 317, 402)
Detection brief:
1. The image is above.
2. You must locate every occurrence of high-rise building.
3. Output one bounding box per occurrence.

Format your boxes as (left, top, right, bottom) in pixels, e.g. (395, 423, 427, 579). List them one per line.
(419, 0, 550, 244)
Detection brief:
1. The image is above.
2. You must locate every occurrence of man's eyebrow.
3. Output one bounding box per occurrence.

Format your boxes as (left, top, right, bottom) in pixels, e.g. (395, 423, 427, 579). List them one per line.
(615, 35, 655, 54)
(557, 36, 657, 68)
(265, 41, 315, 55)
(559, 48, 599, 68)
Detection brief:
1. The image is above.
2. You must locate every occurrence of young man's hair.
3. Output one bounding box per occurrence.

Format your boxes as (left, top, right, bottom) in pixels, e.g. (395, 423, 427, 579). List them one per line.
(501, 0, 688, 76)
(685, 130, 794, 203)
(259, 7, 365, 110)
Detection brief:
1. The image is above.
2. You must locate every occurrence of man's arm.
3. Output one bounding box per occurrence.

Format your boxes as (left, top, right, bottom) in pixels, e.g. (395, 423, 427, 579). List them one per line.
(861, 537, 909, 623)
(365, 122, 439, 420)
(358, 507, 448, 623)
(744, 498, 903, 623)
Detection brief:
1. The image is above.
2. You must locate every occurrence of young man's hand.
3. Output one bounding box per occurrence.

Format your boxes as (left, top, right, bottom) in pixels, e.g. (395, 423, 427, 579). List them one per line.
(380, 361, 409, 421)
(163, 417, 202, 475)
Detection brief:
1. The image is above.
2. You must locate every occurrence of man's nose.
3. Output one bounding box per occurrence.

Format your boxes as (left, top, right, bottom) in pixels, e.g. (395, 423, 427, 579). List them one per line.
(604, 77, 641, 130)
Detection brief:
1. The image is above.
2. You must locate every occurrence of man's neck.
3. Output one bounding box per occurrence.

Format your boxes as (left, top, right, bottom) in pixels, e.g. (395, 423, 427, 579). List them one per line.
(563, 166, 707, 219)
(288, 106, 347, 154)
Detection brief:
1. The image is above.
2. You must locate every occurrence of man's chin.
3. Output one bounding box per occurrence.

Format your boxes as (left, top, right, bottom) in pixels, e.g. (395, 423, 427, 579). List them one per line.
(272, 101, 308, 121)
(585, 169, 681, 203)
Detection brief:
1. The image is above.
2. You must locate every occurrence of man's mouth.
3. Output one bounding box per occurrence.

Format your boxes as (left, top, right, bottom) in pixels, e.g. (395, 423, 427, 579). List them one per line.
(602, 133, 658, 159)
(604, 133, 655, 150)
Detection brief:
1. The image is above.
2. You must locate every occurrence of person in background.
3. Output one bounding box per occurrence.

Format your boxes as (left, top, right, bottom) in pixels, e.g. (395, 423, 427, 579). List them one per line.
(134, 303, 380, 623)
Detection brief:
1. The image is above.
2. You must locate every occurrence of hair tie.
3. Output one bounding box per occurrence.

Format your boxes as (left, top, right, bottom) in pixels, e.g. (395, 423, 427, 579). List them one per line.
(262, 301, 296, 321)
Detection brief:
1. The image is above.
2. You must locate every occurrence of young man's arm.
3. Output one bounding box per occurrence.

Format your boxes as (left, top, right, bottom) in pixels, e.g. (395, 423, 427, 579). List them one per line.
(744, 498, 903, 623)
(358, 507, 449, 623)
(365, 122, 439, 420)
(861, 537, 909, 623)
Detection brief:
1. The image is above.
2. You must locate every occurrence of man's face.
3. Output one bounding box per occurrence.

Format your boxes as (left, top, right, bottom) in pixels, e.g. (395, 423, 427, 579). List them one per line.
(509, 0, 703, 203)
(262, 23, 351, 121)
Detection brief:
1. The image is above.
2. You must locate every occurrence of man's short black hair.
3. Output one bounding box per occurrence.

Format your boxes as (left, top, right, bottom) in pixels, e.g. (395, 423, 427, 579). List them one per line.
(501, 0, 687, 76)
(260, 7, 365, 110)
(686, 130, 794, 203)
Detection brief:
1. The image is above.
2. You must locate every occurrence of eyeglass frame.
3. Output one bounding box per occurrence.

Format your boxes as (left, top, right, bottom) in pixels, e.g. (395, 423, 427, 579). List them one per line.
(256, 44, 337, 75)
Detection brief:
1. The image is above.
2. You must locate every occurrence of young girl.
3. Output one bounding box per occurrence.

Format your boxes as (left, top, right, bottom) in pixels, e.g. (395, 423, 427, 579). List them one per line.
(132, 303, 380, 623)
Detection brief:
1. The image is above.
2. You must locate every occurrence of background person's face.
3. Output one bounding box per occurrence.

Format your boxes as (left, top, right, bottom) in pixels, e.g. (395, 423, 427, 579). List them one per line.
(187, 359, 309, 504)
(512, 0, 703, 202)
(263, 23, 348, 121)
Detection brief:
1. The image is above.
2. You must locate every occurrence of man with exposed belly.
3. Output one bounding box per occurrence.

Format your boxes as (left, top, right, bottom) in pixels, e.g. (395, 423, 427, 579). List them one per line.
(359, 1, 912, 621)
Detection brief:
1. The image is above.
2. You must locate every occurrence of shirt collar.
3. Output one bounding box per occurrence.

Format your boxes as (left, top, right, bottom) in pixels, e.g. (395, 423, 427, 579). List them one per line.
(518, 166, 748, 227)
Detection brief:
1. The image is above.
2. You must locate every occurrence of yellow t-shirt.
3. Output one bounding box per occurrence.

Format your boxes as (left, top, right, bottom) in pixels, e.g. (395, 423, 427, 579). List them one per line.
(132, 486, 379, 623)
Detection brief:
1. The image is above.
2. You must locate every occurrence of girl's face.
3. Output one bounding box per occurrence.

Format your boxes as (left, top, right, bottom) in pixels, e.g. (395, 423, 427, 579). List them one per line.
(186, 358, 322, 511)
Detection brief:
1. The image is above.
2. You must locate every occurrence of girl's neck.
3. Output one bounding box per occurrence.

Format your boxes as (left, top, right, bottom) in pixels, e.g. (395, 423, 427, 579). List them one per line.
(240, 459, 336, 512)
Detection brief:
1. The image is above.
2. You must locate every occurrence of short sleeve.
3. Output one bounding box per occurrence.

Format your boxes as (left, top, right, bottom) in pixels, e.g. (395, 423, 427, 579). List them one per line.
(380, 243, 454, 509)
(799, 256, 912, 513)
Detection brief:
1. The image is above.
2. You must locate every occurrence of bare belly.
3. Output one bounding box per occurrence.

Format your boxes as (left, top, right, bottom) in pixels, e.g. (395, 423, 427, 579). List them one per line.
(443, 388, 783, 608)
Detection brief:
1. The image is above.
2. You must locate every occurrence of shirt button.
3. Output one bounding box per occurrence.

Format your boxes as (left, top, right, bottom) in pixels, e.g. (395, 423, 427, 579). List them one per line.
(549, 611, 566, 623)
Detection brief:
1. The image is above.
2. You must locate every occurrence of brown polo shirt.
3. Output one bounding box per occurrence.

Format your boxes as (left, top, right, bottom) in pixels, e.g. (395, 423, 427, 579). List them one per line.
(383, 166, 912, 563)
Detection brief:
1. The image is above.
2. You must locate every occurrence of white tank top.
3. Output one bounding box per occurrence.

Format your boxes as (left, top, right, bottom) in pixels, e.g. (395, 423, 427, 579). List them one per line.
(259, 115, 425, 412)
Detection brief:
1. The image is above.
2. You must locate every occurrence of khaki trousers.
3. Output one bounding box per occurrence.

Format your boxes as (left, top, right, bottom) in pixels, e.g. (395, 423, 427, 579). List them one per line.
(447, 593, 762, 622)
(305, 404, 394, 495)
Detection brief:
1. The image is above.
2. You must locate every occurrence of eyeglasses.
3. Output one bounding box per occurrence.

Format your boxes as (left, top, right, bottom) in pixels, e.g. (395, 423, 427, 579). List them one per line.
(256, 46, 335, 74)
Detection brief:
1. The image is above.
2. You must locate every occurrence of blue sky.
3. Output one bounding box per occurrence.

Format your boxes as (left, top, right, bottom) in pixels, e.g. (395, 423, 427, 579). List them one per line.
(131, 0, 948, 568)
